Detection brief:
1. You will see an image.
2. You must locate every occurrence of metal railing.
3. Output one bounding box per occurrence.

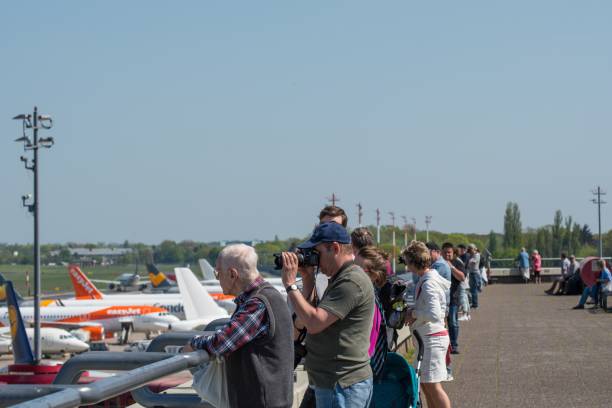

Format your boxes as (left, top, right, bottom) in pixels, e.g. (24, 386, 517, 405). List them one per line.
(490, 256, 612, 269)
(4, 350, 207, 408)
(1, 331, 212, 408)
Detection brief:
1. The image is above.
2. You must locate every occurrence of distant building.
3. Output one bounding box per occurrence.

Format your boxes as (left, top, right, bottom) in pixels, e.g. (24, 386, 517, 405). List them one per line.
(216, 240, 262, 247)
(49, 247, 132, 266)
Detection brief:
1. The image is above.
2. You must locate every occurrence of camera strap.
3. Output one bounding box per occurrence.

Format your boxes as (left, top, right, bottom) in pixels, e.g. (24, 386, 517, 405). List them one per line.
(292, 313, 308, 342)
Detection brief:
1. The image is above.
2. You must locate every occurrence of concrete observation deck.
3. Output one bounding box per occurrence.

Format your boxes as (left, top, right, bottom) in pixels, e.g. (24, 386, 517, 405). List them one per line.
(445, 283, 612, 408)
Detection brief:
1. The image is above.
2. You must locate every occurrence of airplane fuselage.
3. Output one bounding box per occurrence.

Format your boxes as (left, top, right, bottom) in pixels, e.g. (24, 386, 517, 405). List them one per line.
(0, 305, 178, 334)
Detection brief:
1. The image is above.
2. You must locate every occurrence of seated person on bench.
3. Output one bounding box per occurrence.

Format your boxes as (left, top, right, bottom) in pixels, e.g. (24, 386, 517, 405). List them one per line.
(546, 254, 576, 295)
(597, 264, 612, 309)
(573, 260, 610, 309)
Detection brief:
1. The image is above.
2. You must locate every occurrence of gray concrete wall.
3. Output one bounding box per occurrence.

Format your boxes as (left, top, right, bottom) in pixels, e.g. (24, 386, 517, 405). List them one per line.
(488, 267, 561, 283)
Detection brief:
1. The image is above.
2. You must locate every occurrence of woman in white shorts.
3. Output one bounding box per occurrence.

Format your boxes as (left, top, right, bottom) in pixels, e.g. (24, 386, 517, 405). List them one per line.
(402, 241, 452, 408)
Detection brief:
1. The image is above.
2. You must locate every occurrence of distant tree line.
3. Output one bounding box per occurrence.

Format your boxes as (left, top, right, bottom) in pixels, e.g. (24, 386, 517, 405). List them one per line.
(497, 202, 598, 258)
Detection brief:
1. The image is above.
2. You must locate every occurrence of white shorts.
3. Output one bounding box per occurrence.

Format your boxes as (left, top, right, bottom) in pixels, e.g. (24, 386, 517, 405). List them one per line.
(414, 332, 449, 383)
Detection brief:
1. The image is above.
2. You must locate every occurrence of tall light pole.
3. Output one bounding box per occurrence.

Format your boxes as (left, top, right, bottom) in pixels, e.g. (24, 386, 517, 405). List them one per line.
(357, 202, 363, 227)
(411, 217, 417, 241)
(401, 215, 408, 247)
(13, 107, 55, 364)
(592, 186, 607, 258)
(376, 208, 381, 244)
(425, 215, 432, 242)
(389, 212, 396, 273)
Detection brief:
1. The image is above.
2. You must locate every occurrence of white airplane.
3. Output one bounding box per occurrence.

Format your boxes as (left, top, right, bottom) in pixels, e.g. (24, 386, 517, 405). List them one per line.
(0, 328, 89, 356)
(0, 304, 178, 343)
(0, 277, 179, 343)
(0, 281, 89, 361)
(91, 271, 148, 292)
(62, 265, 236, 316)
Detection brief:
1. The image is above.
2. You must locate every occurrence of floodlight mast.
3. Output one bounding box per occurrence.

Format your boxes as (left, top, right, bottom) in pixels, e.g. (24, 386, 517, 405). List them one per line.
(13, 106, 54, 364)
(591, 186, 607, 258)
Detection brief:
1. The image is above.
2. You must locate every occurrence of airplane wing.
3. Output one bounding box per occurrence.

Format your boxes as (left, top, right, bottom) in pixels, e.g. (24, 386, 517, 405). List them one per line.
(37, 321, 104, 330)
(91, 279, 120, 285)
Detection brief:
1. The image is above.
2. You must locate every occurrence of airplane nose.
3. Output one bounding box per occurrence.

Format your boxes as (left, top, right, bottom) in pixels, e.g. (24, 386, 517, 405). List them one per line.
(74, 341, 90, 352)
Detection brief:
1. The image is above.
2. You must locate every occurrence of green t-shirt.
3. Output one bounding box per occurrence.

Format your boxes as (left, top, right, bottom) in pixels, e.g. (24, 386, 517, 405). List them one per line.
(305, 262, 375, 388)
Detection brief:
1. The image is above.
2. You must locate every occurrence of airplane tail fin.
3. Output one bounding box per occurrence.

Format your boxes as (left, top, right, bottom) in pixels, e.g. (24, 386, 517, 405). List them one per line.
(146, 263, 171, 288)
(198, 258, 216, 281)
(1, 281, 35, 364)
(175, 268, 228, 321)
(68, 265, 104, 299)
(0, 273, 23, 303)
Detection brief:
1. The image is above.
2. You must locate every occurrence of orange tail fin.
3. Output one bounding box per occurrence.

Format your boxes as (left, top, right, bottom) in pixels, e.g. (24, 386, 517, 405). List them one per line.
(68, 264, 104, 299)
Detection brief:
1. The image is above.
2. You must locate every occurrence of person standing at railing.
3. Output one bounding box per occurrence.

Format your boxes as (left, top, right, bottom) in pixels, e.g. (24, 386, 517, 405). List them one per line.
(183, 244, 294, 408)
(403, 241, 452, 408)
(466, 244, 481, 308)
(531, 250, 542, 284)
(442, 242, 466, 355)
(517, 248, 530, 284)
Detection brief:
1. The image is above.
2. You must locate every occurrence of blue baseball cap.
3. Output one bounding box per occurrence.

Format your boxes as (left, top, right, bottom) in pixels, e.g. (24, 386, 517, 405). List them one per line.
(298, 222, 351, 249)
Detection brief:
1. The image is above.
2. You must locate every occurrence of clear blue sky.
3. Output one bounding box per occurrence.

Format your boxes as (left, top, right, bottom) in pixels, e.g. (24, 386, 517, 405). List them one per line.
(1, 1, 611, 244)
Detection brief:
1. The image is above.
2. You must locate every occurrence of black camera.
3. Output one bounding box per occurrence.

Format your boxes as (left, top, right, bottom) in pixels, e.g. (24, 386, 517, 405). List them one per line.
(398, 255, 406, 265)
(273, 248, 320, 270)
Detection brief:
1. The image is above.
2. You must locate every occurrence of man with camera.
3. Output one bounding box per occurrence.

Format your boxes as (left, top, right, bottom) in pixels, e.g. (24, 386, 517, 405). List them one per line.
(281, 222, 375, 407)
(183, 244, 294, 408)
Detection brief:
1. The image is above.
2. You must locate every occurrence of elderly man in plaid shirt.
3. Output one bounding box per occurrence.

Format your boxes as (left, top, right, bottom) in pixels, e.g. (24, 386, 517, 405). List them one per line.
(183, 244, 293, 408)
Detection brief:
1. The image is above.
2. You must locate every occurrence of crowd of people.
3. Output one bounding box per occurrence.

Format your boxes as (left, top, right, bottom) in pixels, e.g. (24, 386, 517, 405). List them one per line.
(178, 212, 612, 408)
(183, 205, 492, 408)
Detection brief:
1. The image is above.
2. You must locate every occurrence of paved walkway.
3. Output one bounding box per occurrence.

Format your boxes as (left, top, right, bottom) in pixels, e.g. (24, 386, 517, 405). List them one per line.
(444, 283, 612, 408)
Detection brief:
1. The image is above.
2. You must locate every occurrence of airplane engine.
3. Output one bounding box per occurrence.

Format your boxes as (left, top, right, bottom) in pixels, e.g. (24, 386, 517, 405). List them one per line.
(80, 326, 105, 341)
(132, 314, 179, 333)
(108, 283, 117, 291)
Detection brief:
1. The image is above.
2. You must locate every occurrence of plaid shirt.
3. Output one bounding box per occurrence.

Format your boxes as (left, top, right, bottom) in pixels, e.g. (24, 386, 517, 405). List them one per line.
(190, 277, 269, 357)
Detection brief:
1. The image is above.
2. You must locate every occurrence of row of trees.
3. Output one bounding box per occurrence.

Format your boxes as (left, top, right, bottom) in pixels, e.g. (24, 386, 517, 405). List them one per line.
(498, 202, 598, 258)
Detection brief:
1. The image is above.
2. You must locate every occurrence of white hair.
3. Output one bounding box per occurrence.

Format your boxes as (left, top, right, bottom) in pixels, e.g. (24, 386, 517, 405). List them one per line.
(217, 244, 259, 281)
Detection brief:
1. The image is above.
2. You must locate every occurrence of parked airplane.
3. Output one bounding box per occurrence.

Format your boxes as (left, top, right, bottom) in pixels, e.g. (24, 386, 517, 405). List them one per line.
(66, 265, 235, 315)
(0, 327, 89, 356)
(91, 271, 148, 292)
(0, 277, 179, 344)
(0, 281, 89, 361)
(0, 304, 177, 344)
(66, 265, 230, 329)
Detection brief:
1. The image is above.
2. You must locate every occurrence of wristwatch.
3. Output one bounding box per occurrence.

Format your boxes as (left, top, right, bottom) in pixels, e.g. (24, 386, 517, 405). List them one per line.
(285, 283, 299, 293)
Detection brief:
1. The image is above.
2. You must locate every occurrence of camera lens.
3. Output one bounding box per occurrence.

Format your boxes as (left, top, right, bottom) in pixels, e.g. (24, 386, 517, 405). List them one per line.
(296, 253, 305, 267)
(273, 253, 283, 270)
